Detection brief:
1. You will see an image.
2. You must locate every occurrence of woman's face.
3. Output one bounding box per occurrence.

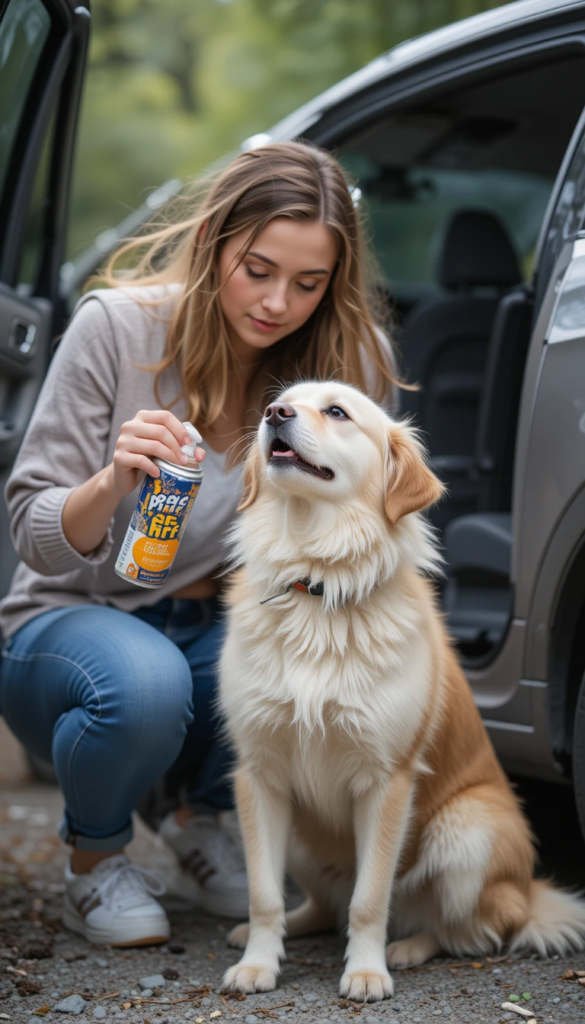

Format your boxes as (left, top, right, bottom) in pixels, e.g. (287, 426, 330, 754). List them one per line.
(218, 217, 338, 356)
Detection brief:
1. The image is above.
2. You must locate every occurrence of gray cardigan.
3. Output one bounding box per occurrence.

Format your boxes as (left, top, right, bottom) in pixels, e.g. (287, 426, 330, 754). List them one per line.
(0, 284, 397, 640)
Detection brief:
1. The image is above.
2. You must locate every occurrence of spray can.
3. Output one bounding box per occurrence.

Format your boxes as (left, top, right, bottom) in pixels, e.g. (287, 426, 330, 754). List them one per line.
(115, 421, 203, 589)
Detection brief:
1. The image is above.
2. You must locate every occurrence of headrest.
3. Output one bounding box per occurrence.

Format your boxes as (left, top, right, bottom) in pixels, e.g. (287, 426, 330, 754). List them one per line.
(437, 209, 522, 290)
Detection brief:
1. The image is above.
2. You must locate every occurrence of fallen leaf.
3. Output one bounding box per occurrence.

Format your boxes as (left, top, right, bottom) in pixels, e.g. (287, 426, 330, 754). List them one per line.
(210, 1012, 222, 1018)
(5, 966, 27, 977)
(471, 962, 483, 969)
(196, 1018, 203, 1023)
(31, 1009, 51, 1018)
(501, 1003, 533, 1019)
(122, 1002, 132, 1009)
(577, 970, 585, 977)
(509, 994, 520, 1001)
(579, 978, 585, 987)
(561, 969, 575, 979)
(522, 993, 531, 1000)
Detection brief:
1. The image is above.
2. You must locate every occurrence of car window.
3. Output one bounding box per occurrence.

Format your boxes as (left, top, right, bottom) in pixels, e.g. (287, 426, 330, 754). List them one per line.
(16, 107, 57, 290)
(537, 116, 585, 308)
(0, 0, 52, 198)
(340, 152, 552, 294)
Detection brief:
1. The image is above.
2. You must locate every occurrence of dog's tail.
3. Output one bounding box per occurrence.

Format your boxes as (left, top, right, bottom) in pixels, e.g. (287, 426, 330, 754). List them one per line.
(510, 879, 585, 956)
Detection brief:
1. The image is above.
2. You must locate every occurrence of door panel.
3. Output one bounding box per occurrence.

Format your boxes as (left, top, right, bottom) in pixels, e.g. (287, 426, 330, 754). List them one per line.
(0, 0, 89, 601)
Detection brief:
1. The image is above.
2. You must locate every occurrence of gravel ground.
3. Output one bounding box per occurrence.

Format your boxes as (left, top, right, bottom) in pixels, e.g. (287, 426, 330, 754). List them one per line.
(1, 782, 585, 1024)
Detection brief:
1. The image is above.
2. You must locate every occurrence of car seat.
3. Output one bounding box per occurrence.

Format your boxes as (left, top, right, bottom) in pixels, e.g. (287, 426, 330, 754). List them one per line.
(399, 209, 522, 532)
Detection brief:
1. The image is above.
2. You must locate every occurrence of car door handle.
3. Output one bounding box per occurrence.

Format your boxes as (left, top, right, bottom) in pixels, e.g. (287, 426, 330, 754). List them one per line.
(9, 318, 37, 357)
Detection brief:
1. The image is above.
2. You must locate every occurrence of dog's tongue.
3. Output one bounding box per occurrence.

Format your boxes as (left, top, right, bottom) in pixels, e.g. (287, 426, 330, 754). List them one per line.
(272, 449, 298, 459)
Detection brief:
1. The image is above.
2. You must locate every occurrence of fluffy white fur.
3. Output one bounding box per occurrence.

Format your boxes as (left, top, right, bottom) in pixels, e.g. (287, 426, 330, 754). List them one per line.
(218, 381, 585, 1001)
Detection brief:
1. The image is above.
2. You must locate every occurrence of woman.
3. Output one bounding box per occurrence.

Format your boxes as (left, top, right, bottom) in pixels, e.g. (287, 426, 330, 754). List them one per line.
(0, 142, 398, 946)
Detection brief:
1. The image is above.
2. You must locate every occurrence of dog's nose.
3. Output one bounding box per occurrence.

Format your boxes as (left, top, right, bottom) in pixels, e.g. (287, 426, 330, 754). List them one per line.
(264, 402, 297, 426)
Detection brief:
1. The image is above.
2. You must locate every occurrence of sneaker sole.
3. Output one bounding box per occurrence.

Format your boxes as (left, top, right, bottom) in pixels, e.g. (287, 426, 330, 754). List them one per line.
(63, 901, 170, 947)
(171, 866, 249, 920)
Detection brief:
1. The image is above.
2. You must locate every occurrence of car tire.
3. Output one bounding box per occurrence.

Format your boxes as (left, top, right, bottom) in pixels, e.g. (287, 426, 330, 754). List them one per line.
(572, 670, 585, 845)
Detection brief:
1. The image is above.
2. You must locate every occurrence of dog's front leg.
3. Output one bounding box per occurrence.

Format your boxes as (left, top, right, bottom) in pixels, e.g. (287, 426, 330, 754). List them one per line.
(341, 768, 414, 1002)
(224, 766, 291, 994)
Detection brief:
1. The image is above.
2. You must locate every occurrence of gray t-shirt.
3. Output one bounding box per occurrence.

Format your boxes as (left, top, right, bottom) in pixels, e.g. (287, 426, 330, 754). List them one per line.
(0, 284, 397, 639)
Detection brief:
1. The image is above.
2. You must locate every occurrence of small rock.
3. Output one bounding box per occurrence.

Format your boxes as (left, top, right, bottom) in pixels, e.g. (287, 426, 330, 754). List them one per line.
(552, 997, 561, 1004)
(304, 994, 318, 1003)
(366, 1017, 378, 1023)
(140, 989, 153, 998)
(245, 1016, 258, 1023)
(162, 968, 180, 981)
(138, 975, 166, 990)
(93, 1008, 107, 1020)
(169, 944, 186, 954)
(97, 959, 108, 968)
(53, 993, 86, 1014)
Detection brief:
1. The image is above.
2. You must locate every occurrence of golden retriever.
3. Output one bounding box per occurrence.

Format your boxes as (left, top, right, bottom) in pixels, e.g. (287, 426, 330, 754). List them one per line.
(218, 381, 585, 1002)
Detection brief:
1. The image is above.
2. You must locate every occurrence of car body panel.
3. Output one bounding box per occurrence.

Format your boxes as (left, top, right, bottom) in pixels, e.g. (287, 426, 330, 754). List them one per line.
(255, 0, 585, 147)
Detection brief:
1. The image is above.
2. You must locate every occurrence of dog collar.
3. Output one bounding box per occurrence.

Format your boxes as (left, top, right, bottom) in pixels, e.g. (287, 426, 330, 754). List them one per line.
(260, 578, 324, 605)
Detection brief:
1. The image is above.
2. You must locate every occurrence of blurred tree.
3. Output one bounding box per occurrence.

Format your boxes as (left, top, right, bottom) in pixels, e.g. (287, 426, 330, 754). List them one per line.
(66, 0, 513, 259)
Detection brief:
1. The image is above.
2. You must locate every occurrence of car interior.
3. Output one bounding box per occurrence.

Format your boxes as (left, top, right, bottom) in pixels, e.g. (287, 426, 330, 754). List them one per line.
(337, 50, 585, 665)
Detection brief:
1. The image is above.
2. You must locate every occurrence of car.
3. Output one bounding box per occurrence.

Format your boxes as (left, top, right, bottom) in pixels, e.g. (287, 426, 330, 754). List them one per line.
(3, 0, 585, 839)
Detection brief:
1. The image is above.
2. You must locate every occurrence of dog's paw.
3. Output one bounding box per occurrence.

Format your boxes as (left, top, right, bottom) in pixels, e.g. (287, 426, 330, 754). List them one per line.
(339, 969, 393, 1002)
(386, 932, 441, 969)
(223, 962, 277, 994)
(227, 923, 249, 948)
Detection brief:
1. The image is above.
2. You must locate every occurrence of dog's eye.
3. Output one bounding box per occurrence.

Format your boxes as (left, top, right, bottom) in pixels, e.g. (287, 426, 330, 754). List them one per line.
(326, 406, 349, 420)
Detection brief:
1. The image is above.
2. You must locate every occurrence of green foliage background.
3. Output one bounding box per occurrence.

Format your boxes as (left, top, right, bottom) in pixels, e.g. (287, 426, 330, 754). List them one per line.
(67, 0, 515, 260)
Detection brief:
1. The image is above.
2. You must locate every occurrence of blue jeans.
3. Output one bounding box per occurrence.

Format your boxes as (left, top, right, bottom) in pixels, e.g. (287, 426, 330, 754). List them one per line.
(0, 598, 233, 852)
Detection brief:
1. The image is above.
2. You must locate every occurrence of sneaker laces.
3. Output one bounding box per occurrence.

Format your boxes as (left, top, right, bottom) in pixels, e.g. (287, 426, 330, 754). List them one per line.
(93, 858, 166, 911)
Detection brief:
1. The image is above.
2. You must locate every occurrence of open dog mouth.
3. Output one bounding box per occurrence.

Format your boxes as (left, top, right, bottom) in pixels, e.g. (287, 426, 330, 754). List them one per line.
(269, 438, 334, 480)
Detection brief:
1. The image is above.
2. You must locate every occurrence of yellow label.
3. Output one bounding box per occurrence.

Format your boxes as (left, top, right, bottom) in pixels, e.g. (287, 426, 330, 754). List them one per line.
(132, 536, 179, 572)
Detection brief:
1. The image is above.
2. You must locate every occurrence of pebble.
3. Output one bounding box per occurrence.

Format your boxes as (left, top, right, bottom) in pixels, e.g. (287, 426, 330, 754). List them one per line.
(245, 1015, 258, 1023)
(140, 988, 153, 997)
(97, 959, 108, 968)
(138, 974, 167, 989)
(53, 993, 87, 1014)
(93, 1008, 107, 1020)
(366, 1017, 378, 1023)
(552, 997, 561, 1003)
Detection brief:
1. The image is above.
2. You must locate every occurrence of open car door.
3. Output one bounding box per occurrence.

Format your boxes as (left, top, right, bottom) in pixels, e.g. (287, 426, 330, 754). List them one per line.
(0, 0, 89, 599)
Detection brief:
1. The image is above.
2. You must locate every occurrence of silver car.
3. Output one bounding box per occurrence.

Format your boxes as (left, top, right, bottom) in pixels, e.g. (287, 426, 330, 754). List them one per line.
(3, 0, 585, 839)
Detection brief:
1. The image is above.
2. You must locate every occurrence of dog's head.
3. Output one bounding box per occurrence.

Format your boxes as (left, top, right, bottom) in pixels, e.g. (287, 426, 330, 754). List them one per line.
(240, 381, 444, 526)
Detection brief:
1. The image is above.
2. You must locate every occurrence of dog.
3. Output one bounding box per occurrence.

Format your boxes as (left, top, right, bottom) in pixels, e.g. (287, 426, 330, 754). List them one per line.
(218, 381, 585, 1002)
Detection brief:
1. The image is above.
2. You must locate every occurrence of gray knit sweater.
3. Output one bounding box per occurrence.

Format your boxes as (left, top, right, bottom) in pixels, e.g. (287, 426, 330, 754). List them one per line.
(0, 285, 396, 639)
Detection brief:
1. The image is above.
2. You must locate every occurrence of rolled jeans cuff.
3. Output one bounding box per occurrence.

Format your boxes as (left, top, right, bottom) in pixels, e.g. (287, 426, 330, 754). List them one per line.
(58, 814, 134, 853)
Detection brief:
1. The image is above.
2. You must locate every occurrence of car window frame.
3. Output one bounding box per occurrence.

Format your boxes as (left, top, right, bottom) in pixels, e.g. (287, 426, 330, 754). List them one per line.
(0, 0, 89, 302)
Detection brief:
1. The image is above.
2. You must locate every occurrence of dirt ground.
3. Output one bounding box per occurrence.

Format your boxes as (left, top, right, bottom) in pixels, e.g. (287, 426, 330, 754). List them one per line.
(1, 724, 585, 1024)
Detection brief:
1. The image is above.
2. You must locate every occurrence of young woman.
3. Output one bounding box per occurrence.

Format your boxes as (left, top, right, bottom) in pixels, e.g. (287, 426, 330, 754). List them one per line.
(0, 142, 398, 947)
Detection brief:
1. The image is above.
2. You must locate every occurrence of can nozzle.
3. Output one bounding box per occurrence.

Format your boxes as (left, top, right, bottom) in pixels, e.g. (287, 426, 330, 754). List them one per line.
(181, 421, 203, 458)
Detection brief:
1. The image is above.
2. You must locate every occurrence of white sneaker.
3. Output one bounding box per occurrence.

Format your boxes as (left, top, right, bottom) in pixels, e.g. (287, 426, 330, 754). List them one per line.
(160, 810, 249, 919)
(63, 853, 170, 946)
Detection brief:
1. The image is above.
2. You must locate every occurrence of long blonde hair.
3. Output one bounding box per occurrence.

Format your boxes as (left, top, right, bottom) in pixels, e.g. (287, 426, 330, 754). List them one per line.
(96, 141, 398, 432)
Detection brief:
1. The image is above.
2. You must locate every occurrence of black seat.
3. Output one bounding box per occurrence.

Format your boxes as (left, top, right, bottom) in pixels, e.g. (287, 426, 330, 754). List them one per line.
(442, 512, 513, 661)
(399, 209, 522, 532)
(472, 286, 534, 512)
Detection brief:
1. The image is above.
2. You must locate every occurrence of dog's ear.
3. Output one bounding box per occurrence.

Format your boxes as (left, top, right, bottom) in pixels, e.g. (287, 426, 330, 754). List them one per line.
(385, 424, 445, 525)
(237, 442, 264, 511)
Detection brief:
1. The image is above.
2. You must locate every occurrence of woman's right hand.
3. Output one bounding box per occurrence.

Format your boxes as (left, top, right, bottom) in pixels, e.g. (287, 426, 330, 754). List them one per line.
(107, 410, 205, 497)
